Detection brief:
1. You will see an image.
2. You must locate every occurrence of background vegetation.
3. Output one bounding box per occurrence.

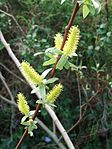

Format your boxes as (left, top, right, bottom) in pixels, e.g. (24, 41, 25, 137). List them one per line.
(0, 0, 112, 148)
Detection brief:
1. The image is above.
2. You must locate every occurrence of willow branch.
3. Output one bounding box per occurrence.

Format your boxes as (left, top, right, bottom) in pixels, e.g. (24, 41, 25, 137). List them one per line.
(0, 2, 80, 148)
(46, 104, 74, 149)
(0, 95, 17, 107)
(37, 118, 67, 149)
(51, 1, 79, 77)
(0, 30, 43, 148)
(0, 96, 66, 149)
(0, 30, 75, 148)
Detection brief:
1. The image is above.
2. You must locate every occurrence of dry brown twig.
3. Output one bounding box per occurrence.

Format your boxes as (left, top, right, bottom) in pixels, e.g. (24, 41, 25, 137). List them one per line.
(0, 9, 26, 36)
(0, 95, 17, 107)
(0, 71, 15, 141)
(0, 62, 27, 84)
(67, 90, 100, 133)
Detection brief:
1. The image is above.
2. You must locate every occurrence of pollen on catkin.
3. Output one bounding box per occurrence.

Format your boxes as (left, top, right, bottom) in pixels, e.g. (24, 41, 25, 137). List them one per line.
(17, 93, 30, 115)
(46, 83, 63, 103)
(54, 33, 63, 50)
(21, 61, 43, 86)
(63, 26, 80, 57)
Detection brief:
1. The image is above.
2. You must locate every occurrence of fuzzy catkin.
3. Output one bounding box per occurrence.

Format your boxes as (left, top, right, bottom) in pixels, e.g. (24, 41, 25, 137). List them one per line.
(46, 83, 63, 103)
(54, 33, 63, 50)
(17, 93, 30, 115)
(63, 26, 80, 57)
(21, 61, 43, 86)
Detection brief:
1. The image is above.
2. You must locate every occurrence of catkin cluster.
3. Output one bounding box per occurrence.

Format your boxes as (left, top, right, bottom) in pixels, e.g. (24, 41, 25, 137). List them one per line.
(54, 26, 80, 57)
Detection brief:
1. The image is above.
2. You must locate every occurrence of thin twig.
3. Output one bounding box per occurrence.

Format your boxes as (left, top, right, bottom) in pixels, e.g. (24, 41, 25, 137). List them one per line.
(0, 62, 27, 84)
(45, 104, 74, 149)
(58, 73, 83, 141)
(0, 95, 17, 107)
(0, 71, 15, 103)
(37, 118, 67, 149)
(59, 90, 100, 141)
(67, 90, 100, 133)
(0, 9, 26, 36)
(105, 0, 109, 22)
(0, 71, 15, 141)
(77, 74, 82, 119)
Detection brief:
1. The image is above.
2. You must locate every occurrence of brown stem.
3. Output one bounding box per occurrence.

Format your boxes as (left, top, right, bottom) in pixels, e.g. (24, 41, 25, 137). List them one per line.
(59, 90, 100, 142)
(16, 1, 79, 148)
(15, 129, 28, 149)
(105, 0, 109, 22)
(15, 104, 41, 149)
(51, 2, 79, 77)
(67, 90, 100, 133)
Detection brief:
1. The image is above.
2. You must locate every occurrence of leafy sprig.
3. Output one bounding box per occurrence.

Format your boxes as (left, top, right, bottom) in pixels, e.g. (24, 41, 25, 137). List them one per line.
(43, 26, 80, 70)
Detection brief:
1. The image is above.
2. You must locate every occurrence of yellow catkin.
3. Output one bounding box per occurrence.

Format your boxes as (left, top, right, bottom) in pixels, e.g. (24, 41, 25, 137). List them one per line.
(54, 33, 63, 50)
(46, 83, 63, 103)
(63, 26, 80, 57)
(17, 93, 30, 115)
(21, 61, 43, 86)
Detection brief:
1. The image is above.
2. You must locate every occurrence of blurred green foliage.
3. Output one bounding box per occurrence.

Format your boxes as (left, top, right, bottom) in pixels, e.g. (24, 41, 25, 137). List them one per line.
(0, 0, 112, 149)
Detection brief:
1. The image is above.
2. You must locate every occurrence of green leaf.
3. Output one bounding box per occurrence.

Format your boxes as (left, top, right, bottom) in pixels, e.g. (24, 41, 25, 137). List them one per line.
(83, 5, 90, 18)
(34, 119, 38, 124)
(61, 0, 66, 4)
(21, 115, 28, 123)
(31, 87, 41, 99)
(91, 0, 101, 13)
(45, 47, 61, 58)
(72, 53, 78, 57)
(41, 68, 52, 78)
(29, 124, 34, 132)
(31, 85, 46, 100)
(43, 58, 56, 66)
(28, 131, 33, 137)
(64, 60, 70, 69)
(50, 48, 62, 55)
(21, 121, 29, 126)
(88, 5, 95, 15)
(56, 55, 68, 70)
(78, 0, 85, 6)
(36, 100, 43, 104)
(38, 85, 46, 100)
(45, 78, 59, 84)
(28, 126, 34, 136)
(29, 110, 35, 116)
(45, 47, 54, 58)
(69, 63, 78, 71)
(28, 123, 37, 132)
(0, 43, 4, 51)
(34, 52, 44, 57)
